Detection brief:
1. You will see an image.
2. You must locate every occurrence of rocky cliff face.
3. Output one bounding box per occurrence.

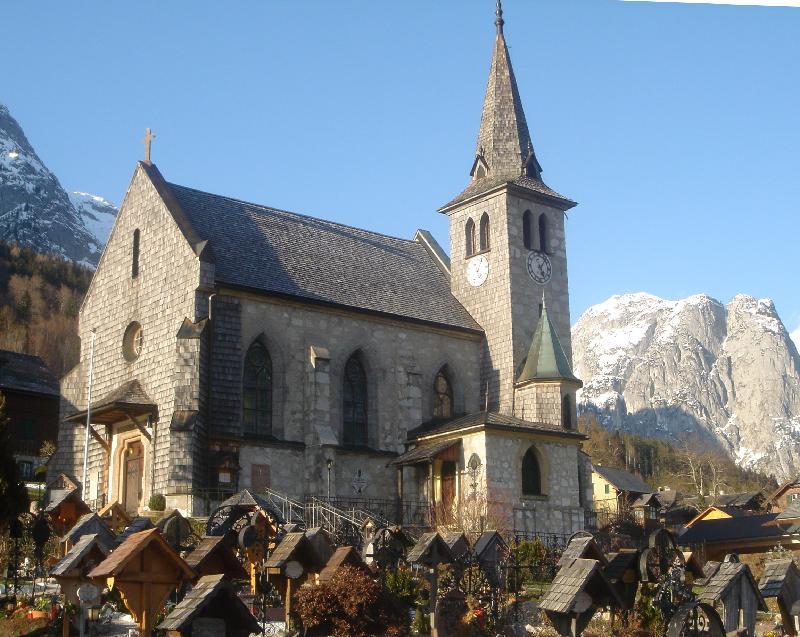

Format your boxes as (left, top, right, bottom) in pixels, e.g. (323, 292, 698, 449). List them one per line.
(573, 293, 800, 481)
(0, 103, 116, 265)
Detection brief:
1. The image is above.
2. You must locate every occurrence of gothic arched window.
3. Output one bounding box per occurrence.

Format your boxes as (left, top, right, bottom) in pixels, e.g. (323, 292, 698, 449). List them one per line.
(479, 213, 491, 251)
(465, 219, 476, 257)
(433, 368, 453, 419)
(538, 214, 548, 254)
(243, 340, 272, 436)
(522, 447, 542, 496)
(132, 229, 140, 278)
(562, 395, 573, 429)
(523, 210, 533, 250)
(343, 354, 368, 447)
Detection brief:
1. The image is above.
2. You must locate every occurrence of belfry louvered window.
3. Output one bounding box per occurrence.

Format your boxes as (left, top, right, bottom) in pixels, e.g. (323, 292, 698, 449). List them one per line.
(243, 341, 272, 436)
(465, 218, 476, 257)
(343, 354, 368, 447)
(132, 229, 140, 278)
(523, 210, 533, 250)
(538, 214, 548, 254)
(479, 213, 490, 251)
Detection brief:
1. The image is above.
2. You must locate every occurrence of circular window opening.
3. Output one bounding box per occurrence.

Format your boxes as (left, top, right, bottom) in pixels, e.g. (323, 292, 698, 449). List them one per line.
(123, 322, 143, 362)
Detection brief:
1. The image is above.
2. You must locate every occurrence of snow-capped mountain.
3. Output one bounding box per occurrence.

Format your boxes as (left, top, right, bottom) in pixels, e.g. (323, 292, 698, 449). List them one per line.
(572, 293, 800, 482)
(0, 102, 116, 265)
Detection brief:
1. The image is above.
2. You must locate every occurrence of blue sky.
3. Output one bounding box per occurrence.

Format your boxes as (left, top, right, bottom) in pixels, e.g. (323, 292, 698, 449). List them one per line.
(2, 1, 798, 338)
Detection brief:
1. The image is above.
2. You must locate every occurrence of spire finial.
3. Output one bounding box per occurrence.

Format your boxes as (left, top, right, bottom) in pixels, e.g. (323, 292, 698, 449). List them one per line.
(495, 0, 504, 34)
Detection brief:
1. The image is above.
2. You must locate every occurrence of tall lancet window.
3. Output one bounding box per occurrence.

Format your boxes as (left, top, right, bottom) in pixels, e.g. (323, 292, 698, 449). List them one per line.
(479, 213, 491, 251)
(132, 229, 140, 278)
(523, 210, 533, 250)
(538, 214, 549, 254)
(465, 218, 476, 257)
(243, 340, 273, 436)
(343, 354, 368, 447)
(433, 368, 453, 419)
(522, 447, 542, 496)
(562, 395, 573, 429)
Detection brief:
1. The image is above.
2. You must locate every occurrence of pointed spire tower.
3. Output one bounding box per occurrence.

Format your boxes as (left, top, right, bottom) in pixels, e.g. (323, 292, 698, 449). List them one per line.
(515, 295, 582, 429)
(441, 3, 580, 416)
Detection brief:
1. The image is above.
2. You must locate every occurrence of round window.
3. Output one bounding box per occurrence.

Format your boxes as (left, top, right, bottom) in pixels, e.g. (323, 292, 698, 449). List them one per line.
(123, 322, 143, 361)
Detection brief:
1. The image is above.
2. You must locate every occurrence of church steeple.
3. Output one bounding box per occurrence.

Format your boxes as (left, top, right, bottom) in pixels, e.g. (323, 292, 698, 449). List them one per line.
(472, 1, 542, 182)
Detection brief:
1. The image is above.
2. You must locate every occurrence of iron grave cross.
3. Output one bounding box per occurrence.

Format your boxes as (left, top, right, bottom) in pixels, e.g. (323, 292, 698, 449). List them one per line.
(142, 128, 156, 163)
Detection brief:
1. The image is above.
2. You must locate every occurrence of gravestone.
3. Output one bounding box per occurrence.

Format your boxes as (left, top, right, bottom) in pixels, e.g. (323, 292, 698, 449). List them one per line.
(433, 589, 467, 637)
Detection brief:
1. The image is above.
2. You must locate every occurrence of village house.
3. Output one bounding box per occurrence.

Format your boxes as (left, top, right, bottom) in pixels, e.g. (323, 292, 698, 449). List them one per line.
(50, 4, 593, 536)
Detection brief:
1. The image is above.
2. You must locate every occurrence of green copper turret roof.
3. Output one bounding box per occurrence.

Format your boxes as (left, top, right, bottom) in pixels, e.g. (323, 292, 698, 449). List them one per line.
(517, 299, 580, 385)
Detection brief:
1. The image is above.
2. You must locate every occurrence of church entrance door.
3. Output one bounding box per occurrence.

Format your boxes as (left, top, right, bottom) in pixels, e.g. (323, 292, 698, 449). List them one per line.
(123, 440, 144, 515)
(441, 461, 456, 511)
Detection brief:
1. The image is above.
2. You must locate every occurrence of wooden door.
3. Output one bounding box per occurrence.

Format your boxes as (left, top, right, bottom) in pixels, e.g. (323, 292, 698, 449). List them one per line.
(124, 441, 144, 515)
(441, 461, 456, 510)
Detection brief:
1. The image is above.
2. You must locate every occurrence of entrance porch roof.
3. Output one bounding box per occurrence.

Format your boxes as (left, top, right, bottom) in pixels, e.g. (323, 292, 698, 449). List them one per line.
(389, 439, 461, 467)
(64, 379, 157, 425)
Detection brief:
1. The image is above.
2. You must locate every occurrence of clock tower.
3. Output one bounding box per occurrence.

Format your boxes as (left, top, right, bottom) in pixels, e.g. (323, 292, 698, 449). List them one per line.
(440, 2, 579, 417)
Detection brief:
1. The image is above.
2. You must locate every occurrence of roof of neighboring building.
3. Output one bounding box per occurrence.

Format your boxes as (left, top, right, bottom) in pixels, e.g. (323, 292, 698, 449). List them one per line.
(50, 533, 110, 577)
(759, 559, 797, 598)
(776, 501, 800, 522)
(697, 560, 767, 611)
(408, 410, 586, 441)
(714, 492, 762, 509)
(149, 168, 481, 334)
(679, 513, 783, 545)
(591, 465, 652, 495)
(0, 349, 59, 397)
(516, 300, 580, 386)
(157, 574, 260, 633)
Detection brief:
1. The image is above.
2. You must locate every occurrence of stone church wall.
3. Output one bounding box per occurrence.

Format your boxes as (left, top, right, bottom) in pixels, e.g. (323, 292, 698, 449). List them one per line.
(219, 292, 483, 498)
(51, 165, 204, 507)
(483, 432, 584, 536)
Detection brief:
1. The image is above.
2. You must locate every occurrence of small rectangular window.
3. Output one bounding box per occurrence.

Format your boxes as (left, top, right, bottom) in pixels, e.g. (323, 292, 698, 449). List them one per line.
(604, 484, 610, 495)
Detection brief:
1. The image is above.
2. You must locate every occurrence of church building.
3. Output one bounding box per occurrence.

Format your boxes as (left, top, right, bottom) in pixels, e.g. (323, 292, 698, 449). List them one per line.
(51, 4, 592, 536)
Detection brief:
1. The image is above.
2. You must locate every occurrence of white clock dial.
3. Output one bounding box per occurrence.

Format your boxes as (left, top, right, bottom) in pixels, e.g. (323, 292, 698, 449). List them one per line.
(527, 251, 552, 285)
(466, 254, 489, 287)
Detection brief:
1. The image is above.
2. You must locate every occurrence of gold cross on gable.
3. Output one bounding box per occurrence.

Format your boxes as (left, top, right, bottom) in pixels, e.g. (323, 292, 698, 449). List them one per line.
(142, 128, 156, 163)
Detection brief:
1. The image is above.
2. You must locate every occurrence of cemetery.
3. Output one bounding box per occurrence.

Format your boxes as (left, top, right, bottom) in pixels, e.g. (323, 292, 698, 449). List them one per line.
(1, 484, 796, 637)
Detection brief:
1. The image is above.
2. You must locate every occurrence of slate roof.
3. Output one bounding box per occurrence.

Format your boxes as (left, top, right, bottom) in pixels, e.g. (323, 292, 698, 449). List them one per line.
(558, 535, 607, 567)
(760, 559, 795, 598)
(65, 379, 157, 423)
(61, 513, 116, 552)
(539, 558, 607, 614)
(698, 561, 768, 611)
(264, 532, 309, 569)
(407, 532, 452, 565)
(592, 465, 652, 495)
(679, 513, 782, 545)
(715, 492, 761, 509)
(157, 574, 260, 633)
(50, 533, 109, 577)
(517, 300, 580, 385)
(408, 410, 586, 441)
(390, 439, 461, 466)
(0, 349, 59, 397)
(161, 179, 481, 334)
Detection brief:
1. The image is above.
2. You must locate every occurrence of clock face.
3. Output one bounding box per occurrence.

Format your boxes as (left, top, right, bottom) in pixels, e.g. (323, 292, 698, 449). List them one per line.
(466, 254, 489, 287)
(527, 251, 552, 284)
